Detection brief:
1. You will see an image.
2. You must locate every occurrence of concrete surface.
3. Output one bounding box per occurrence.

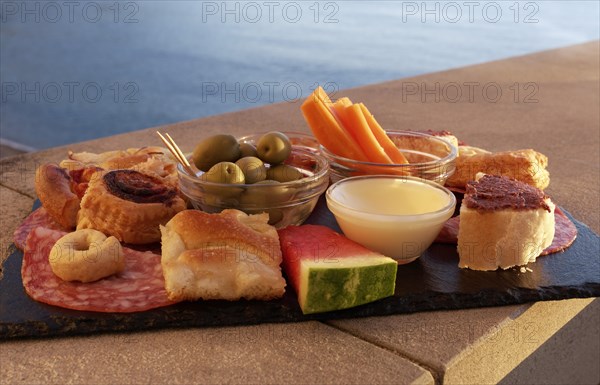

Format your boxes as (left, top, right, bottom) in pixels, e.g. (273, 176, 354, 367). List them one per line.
(1, 41, 599, 384)
(0, 187, 34, 279)
(1, 322, 434, 385)
(329, 298, 598, 384)
(0, 145, 26, 160)
(500, 299, 600, 385)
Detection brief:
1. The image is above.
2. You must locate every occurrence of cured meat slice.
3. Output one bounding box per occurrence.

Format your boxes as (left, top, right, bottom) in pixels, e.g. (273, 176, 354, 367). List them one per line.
(446, 186, 466, 195)
(539, 207, 577, 255)
(13, 207, 68, 250)
(433, 216, 460, 244)
(22, 227, 178, 312)
(433, 207, 578, 256)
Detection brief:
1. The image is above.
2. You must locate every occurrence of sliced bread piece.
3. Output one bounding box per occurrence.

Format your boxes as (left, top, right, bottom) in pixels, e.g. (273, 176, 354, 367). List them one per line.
(457, 174, 555, 270)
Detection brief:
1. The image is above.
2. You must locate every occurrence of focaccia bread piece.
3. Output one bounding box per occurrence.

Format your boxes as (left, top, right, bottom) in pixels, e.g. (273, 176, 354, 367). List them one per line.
(446, 146, 550, 190)
(77, 169, 186, 244)
(457, 174, 555, 271)
(160, 209, 286, 301)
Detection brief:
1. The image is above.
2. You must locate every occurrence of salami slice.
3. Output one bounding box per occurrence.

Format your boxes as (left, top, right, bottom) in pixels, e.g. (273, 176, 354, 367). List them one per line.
(446, 186, 466, 195)
(434, 216, 460, 244)
(539, 207, 578, 255)
(22, 227, 178, 313)
(13, 207, 68, 250)
(434, 208, 578, 256)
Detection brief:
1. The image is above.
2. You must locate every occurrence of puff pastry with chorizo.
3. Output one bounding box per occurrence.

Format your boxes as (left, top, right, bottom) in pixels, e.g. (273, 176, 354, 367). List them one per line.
(77, 169, 186, 244)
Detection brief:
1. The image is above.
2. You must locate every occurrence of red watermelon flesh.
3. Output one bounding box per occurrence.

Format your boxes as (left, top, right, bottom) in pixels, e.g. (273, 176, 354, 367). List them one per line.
(278, 225, 398, 314)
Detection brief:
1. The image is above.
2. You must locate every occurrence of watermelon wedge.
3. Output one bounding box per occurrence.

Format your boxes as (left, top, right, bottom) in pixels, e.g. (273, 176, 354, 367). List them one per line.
(278, 225, 398, 314)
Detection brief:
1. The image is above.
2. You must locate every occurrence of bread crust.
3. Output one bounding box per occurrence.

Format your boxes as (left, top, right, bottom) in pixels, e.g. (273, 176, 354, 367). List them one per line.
(161, 209, 286, 301)
(169, 209, 282, 268)
(447, 147, 550, 190)
(35, 164, 80, 229)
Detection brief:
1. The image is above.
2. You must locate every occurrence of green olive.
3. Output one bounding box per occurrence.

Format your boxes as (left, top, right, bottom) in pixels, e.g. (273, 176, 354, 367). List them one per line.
(192, 134, 241, 172)
(243, 208, 284, 226)
(202, 189, 243, 207)
(239, 188, 270, 209)
(202, 162, 245, 184)
(253, 180, 280, 185)
(266, 209, 284, 226)
(290, 202, 314, 224)
(198, 199, 222, 212)
(256, 131, 292, 164)
(239, 142, 258, 158)
(235, 156, 267, 184)
(266, 164, 304, 182)
(202, 184, 243, 202)
(239, 181, 290, 208)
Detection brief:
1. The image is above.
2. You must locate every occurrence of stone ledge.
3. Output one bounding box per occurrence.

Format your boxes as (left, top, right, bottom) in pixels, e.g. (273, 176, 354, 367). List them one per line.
(327, 298, 597, 384)
(1, 321, 435, 385)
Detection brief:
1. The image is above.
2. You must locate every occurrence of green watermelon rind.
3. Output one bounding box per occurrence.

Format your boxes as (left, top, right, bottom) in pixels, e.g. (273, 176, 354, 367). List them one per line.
(300, 259, 398, 314)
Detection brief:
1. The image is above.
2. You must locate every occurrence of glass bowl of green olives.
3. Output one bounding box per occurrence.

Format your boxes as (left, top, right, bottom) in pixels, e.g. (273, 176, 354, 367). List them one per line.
(178, 131, 330, 228)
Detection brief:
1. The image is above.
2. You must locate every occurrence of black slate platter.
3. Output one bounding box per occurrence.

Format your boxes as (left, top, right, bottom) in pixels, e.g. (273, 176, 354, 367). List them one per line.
(1, 197, 599, 339)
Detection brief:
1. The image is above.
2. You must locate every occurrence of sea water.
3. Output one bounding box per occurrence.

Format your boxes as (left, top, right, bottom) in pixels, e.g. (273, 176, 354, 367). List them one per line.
(1, 1, 598, 150)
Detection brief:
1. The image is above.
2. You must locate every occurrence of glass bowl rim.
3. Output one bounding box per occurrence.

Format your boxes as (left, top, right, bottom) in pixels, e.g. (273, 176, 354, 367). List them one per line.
(321, 130, 458, 168)
(238, 131, 318, 141)
(177, 146, 330, 189)
(326, 175, 457, 220)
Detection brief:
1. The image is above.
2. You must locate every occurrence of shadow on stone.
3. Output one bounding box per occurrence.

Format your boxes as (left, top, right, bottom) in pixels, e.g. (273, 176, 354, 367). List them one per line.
(499, 298, 600, 385)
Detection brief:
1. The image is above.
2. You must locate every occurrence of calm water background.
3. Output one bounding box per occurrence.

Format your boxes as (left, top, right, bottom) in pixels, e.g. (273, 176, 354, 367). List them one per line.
(1, 1, 599, 150)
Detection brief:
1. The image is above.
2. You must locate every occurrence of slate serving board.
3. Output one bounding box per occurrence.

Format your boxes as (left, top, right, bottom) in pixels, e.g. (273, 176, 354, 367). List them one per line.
(1, 197, 599, 339)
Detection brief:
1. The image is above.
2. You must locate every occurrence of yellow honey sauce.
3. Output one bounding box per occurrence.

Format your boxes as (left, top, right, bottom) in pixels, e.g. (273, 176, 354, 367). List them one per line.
(326, 176, 456, 263)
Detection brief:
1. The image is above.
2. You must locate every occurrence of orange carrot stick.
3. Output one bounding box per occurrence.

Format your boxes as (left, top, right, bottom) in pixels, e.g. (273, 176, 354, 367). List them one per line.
(331, 97, 353, 131)
(342, 104, 392, 164)
(313, 88, 368, 161)
(333, 97, 352, 108)
(300, 90, 367, 161)
(359, 103, 409, 164)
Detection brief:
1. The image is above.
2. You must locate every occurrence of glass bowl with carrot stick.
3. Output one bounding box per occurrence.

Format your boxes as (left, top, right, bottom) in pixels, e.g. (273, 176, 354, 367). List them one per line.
(301, 87, 457, 184)
(321, 130, 457, 184)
